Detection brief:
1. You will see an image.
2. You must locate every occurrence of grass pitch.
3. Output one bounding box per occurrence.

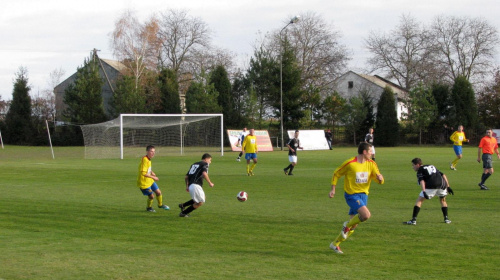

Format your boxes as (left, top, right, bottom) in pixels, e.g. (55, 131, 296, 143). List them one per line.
(0, 145, 498, 279)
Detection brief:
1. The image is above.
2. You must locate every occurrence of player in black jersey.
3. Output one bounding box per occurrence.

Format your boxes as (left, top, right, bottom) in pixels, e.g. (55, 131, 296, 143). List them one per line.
(178, 153, 215, 217)
(283, 130, 303, 175)
(404, 158, 454, 225)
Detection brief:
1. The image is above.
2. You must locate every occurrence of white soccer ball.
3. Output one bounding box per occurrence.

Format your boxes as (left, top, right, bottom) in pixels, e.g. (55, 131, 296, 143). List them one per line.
(237, 191, 248, 202)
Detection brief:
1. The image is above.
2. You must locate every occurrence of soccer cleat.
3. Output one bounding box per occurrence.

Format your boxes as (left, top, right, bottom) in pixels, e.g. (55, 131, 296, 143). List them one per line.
(146, 207, 156, 213)
(341, 221, 350, 239)
(478, 183, 489, 190)
(159, 205, 170, 210)
(249, 171, 254, 176)
(404, 220, 416, 225)
(449, 162, 456, 170)
(288, 173, 294, 176)
(283, 168, 288, 175)
(444, 219, 451, 224)
(179, 212, 190, 217)
(329, 243, 343, 254)
(236, 157, 241, 162)
(178, 203, 184, 211)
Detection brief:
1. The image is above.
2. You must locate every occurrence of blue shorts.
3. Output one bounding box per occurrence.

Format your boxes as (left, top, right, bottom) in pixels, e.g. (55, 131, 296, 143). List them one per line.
(344, 192, 368, 215)
(453, 145, 462, 156)
(140, 182, 159, 196)
(245, 153, 257, 160)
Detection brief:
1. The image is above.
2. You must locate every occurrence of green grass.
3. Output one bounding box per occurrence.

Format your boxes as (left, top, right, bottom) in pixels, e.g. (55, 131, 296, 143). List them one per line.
(0, 145, 499, 279)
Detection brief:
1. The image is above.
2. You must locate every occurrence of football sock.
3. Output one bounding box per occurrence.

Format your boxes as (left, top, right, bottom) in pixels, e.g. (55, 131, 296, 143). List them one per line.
(285, 164, 292, 171)
(482, 173, 491, 184)
(147, 198, 154, 208)
(451, 157, 460, 167)
(238, 152, 243, 157)
(247, 164, 250, 173)
(333, 230, 355, 246)
(183, 206, 195, 215)
(412, 205, 421, 220)
(157, 194, 163, 207)
(183, 199, 195, 207)
(289, 165, 295, 174)
(250, 163, 257, 171)
(346, 214, 362, 228)
(441, 207, 448, 219)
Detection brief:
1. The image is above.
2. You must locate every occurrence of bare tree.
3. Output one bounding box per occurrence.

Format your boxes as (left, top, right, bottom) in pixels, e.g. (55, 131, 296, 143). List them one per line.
(157, 9, 212, 75)
(431, 15, 499, 85)
(365, 14, 437, 90)
(110, 9, 161, 88)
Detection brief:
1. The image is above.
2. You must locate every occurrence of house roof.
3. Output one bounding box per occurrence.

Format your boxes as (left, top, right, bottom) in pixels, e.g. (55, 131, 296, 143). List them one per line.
(337, 71, 407, 100)
(100, 59, 127, 73)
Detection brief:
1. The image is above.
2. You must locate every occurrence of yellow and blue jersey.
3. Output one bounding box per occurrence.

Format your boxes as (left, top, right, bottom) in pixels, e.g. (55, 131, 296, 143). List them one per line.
(450, 131, 467, 146)
(242, 135, 258, 153)
(331, 157, 384, 195)
(137, 156, 154, 189)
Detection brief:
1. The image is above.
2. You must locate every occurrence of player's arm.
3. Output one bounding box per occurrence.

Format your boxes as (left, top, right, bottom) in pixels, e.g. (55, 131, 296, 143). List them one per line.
(495, 147, 500, 159)
(202, 171, 214, 187)
(477, 146, 482, 162)
(329, 184, 336, 198)
(450, 131, 456, 142)
(184, 175, 189, 192)
(241, 138, 246, 153)
(442, 174, 454, 195)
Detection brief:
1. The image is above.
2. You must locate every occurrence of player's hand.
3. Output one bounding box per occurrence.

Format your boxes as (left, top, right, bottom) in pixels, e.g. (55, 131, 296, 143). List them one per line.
(423, 191, 430, 199)
(447, 187, 454, 195)
(477, 158, 481, 163)
(329, 188, 335, 198)
(209, 182, 214, 188)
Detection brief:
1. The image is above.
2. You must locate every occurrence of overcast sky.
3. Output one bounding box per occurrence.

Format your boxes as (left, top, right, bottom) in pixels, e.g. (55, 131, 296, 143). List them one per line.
(1, 0, 498, 101)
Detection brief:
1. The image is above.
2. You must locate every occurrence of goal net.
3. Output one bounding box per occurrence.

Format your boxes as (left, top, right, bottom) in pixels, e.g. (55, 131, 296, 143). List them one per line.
(81, 114, 223, 159)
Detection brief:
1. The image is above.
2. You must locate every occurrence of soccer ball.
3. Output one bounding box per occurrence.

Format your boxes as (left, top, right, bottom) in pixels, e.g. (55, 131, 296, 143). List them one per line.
(236, 191, 248, 202)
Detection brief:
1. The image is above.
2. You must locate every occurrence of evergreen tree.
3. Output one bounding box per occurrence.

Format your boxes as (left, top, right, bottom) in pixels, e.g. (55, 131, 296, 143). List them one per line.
(158, 68, 181, 113)
(375, 86, 399, 146)
(275, 39, 305, 131)
(450, 76, 478, 129)
(63, 55, 106, 124)
(112, 75, 146, 116)
(477, 71, 500, 128)
(5, 67, 33, 144)
(403, 83, 437, 144)
(321, 91, 345, 130)
(357, 90, 376, 142)
(209, 65, 234, 125)
(185, 82, 221, 113)
(231, 71, 250, 128)
(340, 96, 367, 145)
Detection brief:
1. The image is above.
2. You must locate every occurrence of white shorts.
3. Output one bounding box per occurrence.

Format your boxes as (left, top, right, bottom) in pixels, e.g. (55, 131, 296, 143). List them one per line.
(420, 188, 447, 199)
(288, 155, 298, 163)
(371, 146, 376, 154)
(189, 184, 206, 203)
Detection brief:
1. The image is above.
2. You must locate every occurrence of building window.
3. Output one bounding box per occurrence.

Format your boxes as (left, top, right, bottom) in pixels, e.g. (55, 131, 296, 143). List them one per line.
(348, 81, 353, 88)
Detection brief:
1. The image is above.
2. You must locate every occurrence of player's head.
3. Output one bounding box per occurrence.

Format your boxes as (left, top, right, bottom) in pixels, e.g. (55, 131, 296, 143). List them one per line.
(458, 125, 463, 131)
(369, 128, 374, 133)
(358, 142, 372, 155)
(249, 129, 255, 135)
(202, 153, 212, 164)
(294, 130, 299, 137)
(411, 158, 422, 171)
(243, 127, 247, 131)
(486, 128, 493, 136)
(146, 145, 155, 158)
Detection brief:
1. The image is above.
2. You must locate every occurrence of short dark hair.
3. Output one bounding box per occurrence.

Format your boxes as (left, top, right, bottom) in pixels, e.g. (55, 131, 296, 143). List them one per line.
(358, 142, 372, 154)
(146, 145, 155, 151)
(411, 158, 422, 165)
(295, 130, 299, 133)
(202, 153, 212, 160)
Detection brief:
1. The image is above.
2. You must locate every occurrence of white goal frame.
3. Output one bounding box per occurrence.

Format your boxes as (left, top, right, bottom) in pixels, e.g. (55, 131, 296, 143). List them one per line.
(119, 114, 224, 159)
(81, 113, 224, 159)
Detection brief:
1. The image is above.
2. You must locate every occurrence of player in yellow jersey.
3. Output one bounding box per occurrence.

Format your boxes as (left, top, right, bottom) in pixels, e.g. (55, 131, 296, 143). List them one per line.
(242, 129, 258, 176)
(328, 142, 384, 254)
(449, 125, 469, 170)
(137, 145, 170, 212)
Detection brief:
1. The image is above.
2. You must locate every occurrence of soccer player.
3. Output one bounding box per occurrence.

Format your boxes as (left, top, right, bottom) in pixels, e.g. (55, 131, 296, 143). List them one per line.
(477, 129, 500, 190)
(328, 142, 384, 254)
(364, 128, 375, 161)
(179, 153, 215, 217)
(404, 158, 454, 225)
(137, 145, 170, 212)
(449, 125, 468, 170)
(236, 127, 249, 162)
(284, 130, 303, 175)
(242, 128, 258, 176)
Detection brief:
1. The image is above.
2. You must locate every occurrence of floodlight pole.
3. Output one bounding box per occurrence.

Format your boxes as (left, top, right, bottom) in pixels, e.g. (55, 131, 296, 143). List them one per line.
(279, 15, 300, 150)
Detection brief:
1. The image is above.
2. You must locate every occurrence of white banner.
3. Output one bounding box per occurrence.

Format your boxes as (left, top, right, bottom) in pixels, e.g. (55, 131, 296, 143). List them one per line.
(287, 130, 330, 150)
(493, 129, 500, 142)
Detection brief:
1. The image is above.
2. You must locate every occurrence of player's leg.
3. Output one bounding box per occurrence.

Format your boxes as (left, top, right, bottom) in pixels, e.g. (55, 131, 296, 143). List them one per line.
(404, 196, 425, 225)
(152, 183, 169, 210)
(249, 156, 257, 174)
(439, 195, 451, 223)
(288, 156, 297, 175)
(180, 185, 205, 217)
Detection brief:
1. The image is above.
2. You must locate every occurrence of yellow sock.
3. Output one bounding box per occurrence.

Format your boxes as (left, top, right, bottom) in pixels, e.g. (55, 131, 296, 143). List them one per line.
(250, 163, 257, 171)
(247, 164, 250, 173)
(147, 198, 154, 208)
(157, 195, 163, 207)
(346, 214, 362, 228)
(451, 157, 460, 167)
(333, 232, 345, 246)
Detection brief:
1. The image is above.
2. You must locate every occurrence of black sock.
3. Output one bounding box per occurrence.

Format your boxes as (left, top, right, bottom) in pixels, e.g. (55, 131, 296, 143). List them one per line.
(238, 152, 243, 157)
(442, 207, 448, 219)
(183, 206, 195, 215)
(289, 165, 295, 174)
(480, 173, 486, 184)
(412, 205, 420, 220)
(483, 173, 491, 184)
(284, 164, 292, 171)
(182, 199, 195, 208)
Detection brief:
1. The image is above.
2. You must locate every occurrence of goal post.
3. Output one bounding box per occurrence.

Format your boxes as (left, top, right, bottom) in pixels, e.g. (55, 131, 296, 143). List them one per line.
(81, 114, 224, 159)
